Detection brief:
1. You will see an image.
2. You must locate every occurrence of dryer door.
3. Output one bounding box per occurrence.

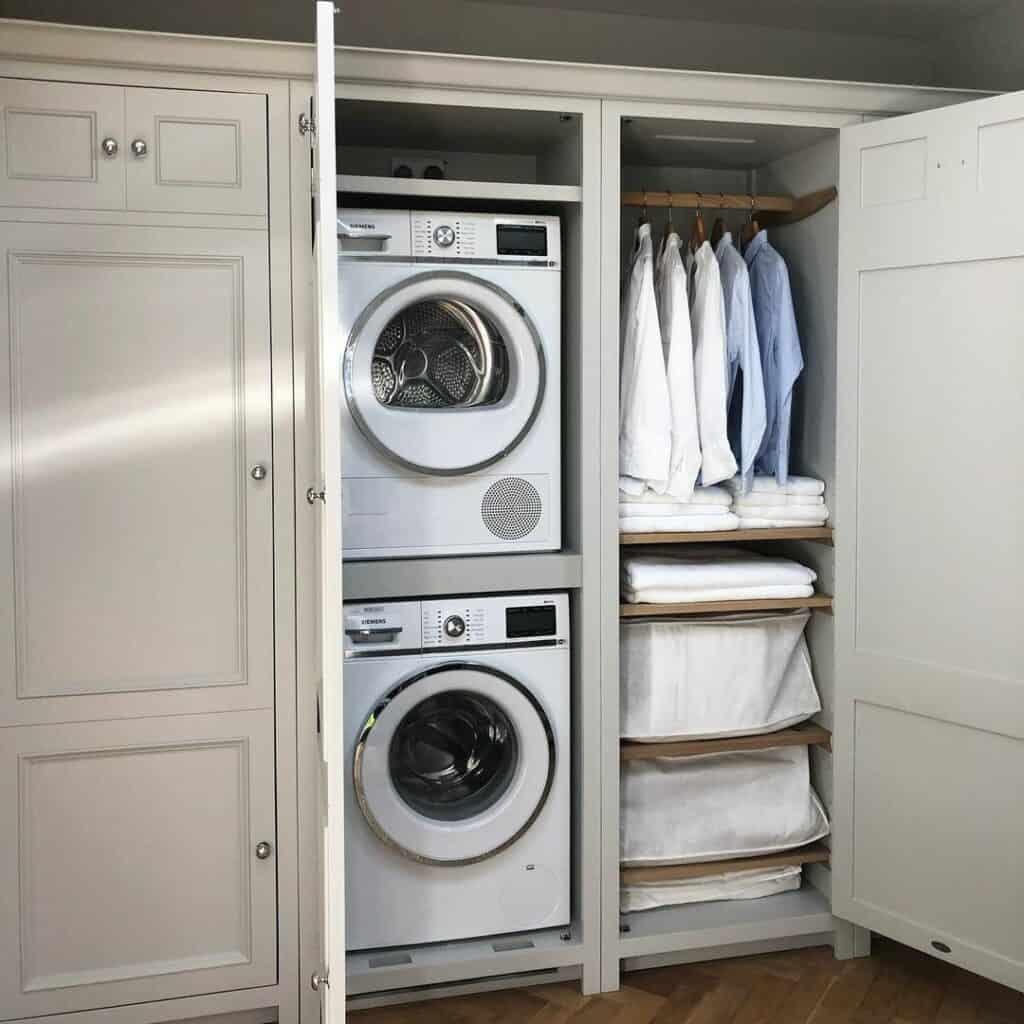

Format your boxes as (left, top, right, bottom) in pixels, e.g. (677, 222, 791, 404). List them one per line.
(342, 272, 546, 475)
(353, 663, 555, 865)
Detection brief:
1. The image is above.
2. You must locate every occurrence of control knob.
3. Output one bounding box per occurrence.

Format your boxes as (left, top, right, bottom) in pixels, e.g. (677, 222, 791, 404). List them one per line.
(433, 224, 456, 248)
(443, 614, 466, 638)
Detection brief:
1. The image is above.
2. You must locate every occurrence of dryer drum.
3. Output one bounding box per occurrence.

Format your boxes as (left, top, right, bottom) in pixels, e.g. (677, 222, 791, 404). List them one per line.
(372, 298, 509, 408)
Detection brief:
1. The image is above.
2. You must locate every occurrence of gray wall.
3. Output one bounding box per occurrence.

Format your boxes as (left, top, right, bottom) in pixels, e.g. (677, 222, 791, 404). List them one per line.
(933, 1, 1024, 92)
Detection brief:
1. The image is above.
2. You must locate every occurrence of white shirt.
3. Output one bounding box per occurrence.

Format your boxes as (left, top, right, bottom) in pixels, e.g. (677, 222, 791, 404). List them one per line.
(619, 222, 671, 494)
(716, 232, 767, 492)
(689, 241, 738, 485)
(654, 230, 701, 497)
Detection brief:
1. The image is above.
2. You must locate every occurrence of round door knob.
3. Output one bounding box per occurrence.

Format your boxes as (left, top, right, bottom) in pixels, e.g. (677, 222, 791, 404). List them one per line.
(443, 614, 466, 638)
(250, 464, 268, 481)
(101, 137, 118, 157)
(131, 138, 148, 157)
(255, 841, 273, 860)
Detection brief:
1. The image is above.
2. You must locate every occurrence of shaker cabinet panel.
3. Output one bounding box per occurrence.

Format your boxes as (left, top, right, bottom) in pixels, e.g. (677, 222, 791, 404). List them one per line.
(0, 222, 274, 725)
(0, 711, 278, 1019)
(0, 79, 125, 210)
(125, 88, 268, 215)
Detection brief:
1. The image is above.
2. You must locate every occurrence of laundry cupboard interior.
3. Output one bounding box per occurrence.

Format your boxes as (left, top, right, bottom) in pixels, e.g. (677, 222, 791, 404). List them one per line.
(0, 6, 1021, 1023)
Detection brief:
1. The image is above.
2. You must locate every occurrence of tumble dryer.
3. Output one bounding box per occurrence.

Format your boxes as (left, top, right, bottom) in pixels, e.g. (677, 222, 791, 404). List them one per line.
(338, 209, 562, 559)
(342, 592, 571, 950)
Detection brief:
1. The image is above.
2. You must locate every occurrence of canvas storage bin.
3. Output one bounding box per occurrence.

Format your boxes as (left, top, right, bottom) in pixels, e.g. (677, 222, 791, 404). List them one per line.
(621, 610, 820, 742)
(621, 865, 802, 913)
(620, 745, 829, 867)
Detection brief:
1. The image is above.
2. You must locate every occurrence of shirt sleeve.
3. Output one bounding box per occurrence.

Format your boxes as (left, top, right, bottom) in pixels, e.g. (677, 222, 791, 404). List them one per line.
(771, 259, 804, 484)
(733, 267, 768, 489)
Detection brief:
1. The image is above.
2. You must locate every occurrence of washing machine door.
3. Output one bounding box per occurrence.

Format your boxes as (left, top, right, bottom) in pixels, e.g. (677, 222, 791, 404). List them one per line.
(343, 271, 546, 475)
(353, 663, 555, 865)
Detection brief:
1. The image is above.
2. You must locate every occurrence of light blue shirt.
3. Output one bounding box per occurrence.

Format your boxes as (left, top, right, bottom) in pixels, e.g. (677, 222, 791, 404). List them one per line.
(715, 233, 767, 492)
(744, 230, 804, 484)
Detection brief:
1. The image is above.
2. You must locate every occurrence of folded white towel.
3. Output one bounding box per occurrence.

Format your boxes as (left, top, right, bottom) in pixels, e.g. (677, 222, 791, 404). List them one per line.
(732, 493, 824, 508)
(736, 518, 828, 530)
(623, 583, 816, 604)
(619, 485, 731, 506)
(620, 513, 739, 534)
(726, 475, 825, 497)
(730, 504, 829, 523)
(622, 547, 817, 595)
(620, 502, 732, 517)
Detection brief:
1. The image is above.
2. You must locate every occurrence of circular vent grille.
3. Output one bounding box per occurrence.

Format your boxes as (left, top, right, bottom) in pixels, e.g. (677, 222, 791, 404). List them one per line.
(481, 478, 543, 541)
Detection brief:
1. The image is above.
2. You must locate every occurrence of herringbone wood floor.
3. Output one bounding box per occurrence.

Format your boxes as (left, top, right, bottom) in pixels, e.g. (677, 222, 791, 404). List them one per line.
(350, 939, 1024, 1022)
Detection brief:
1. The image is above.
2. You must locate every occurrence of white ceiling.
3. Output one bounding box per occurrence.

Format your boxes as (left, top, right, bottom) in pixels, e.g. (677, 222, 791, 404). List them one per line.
(490, 0, 1005, 40)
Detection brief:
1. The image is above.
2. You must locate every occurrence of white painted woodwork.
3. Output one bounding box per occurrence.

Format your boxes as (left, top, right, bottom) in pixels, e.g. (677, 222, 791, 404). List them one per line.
(0, 710, 277, 1017)
(0, 222, 274, 726)
(834, 89, 1024, 993)
(314, 4, 345, 1018)
(125, 88, 268, 215)
(0, 79, 125, 209)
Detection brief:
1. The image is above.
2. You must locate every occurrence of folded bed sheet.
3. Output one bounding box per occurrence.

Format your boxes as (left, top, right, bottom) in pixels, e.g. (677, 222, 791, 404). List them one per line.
(729, 503, 829, 523)
(621, 865, 802, 913)
(726, 475, 825, 497)
(619, 501, 732, 517)
(732, 493, 824, 508)
(736, 518, 827, 530)
(619, 513, 739, 534)
(620, 485, 732, 506)
(620, 610, 820, 741)
(623, 583, 815, 604)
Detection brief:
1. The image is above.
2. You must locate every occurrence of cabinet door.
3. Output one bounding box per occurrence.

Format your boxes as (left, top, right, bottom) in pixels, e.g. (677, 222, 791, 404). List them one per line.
(0, 222, 274, 726)
(124, 87, 268, 215)
(834, 90, 1024, 992)
(0, 710, 277, 1018)
(0, 79, 125, 209)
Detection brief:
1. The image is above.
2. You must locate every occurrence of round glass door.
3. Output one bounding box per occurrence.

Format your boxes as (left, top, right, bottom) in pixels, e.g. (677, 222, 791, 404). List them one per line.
(353, 665, 555, 865)
(343, 272, 546, 475)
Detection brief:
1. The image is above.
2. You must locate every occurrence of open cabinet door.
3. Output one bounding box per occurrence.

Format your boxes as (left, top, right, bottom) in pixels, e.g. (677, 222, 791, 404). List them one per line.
(834, 90, 1024, 992)
(312, 2, 344, 1019)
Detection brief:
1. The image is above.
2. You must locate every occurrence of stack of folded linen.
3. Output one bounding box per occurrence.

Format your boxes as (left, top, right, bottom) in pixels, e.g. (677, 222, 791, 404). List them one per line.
(619, 485, 738, 534)
(621, 546, 817, 604)
(726, 475, 829, 528)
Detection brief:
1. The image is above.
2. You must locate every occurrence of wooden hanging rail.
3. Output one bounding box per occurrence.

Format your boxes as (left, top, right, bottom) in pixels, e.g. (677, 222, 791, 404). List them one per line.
(620, 187, 837, 225)
(620, 722, 832, 762)
(621, 843, 830, 885)
(620, 526, 833, 546)
(620, 593, 833, 618)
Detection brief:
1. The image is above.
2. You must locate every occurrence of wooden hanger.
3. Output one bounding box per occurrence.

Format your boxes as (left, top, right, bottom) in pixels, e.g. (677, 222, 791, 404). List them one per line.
(638, 187, 649, 227)
(710, 192, 727, 249)
(689, 192, 706, 253)
(660, 190, 675, 254)
(740, 192, 760, 248)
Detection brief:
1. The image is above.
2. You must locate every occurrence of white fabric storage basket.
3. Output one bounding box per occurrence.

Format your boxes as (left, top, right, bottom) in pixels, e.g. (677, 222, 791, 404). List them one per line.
(620, 610, 820, 742)
(621, 865, 802, 913)
(620, 745, 829, 866)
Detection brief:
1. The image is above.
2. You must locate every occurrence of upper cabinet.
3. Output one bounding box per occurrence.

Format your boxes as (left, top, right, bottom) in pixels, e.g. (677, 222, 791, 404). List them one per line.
(0, 80, 267, 215)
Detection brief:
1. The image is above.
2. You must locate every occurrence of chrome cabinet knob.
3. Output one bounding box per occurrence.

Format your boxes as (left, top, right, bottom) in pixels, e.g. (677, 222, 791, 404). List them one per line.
(311, 970, 329, 991)
(255, 841, 273, 860)
(250, 464, 268, 481)
(101, 137, 118, 157)
(131, 138, 148, 157)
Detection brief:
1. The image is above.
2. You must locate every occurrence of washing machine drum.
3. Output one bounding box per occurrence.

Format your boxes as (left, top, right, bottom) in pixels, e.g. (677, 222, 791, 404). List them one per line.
(343, 271, 546, 475)
(353, 664, 555, 865)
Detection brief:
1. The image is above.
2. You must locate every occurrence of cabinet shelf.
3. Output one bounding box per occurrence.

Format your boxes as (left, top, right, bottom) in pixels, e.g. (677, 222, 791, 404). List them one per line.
(621, 843, 831, 885)
(620, 526, 833, 546)
(338, 174, 583, 204)
(620, 593, 833, 618)
(620, 722, 832, 761)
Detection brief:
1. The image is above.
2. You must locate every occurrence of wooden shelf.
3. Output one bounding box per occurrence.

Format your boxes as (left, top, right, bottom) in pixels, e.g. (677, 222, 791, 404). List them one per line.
(621, 843, 831, 885)
(620, 187, 837, 226)
(621, 722, 832, 762)
(621, 527, 832, 546)
(339, 174, 582, 204)
(620, 593, 833, 617)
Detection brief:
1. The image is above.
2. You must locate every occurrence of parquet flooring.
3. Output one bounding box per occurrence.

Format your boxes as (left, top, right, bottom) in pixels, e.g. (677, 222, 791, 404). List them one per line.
(349, 939, 1024, 1023)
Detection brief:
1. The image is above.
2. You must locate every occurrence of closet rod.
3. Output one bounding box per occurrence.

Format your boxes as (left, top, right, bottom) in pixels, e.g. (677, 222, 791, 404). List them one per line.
(621, 186, 837, 225)
(621, 843, 831, 885)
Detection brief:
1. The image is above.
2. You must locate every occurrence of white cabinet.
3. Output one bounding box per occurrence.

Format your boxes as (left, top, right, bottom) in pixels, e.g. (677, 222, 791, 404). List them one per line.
(0, 79, 125, 209)
(0, 222, 274, 727)
(0, 80, 267, 214)
(0, 710, 277, 1018)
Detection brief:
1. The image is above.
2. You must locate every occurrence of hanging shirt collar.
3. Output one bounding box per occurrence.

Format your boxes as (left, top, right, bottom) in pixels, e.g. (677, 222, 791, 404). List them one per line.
(743, 228, 769, 266)
(714, 231, 734, 260)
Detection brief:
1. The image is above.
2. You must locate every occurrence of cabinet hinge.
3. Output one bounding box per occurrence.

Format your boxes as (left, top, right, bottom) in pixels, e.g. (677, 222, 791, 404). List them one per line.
(298, 112, 316, 139)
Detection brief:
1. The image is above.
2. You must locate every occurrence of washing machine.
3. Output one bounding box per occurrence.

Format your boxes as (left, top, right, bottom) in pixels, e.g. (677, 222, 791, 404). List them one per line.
(338, 209, 562, 559)
(343, 592, 571, 950)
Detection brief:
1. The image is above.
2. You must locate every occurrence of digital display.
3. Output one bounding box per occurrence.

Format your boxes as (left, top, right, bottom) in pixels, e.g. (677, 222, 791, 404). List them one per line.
(506, 605, 557, 639)
(496, 224, 548, 257)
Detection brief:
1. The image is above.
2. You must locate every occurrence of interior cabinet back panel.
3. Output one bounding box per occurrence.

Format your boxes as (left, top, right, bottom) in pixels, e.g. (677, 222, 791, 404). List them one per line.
(125, 88, 267, 215)
(0, 79, 125, 209)
(0, 223, 274, 725)
(0, 710, 277, 1016)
